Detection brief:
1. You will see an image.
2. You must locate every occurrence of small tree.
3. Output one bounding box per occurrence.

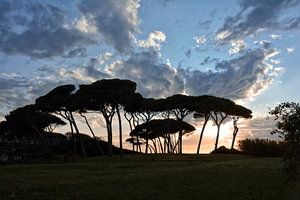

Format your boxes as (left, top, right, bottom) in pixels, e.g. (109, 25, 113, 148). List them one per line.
(130, 119, 195, 154)
(270, 102, 300, 174)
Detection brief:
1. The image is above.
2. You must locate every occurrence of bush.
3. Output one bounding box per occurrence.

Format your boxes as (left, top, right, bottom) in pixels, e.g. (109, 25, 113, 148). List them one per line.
(238, 138, 287, 157)
(211, 146, 243, 154)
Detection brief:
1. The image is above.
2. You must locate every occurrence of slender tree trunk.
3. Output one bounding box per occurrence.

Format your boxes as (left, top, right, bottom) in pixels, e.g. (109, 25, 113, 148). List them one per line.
(231, 117, 239, 150)
(124, 113, 135, 152)
(70, 113, 86, 157)
(215, 125, 221, 151)
(231, 128, 239, 150)
(231, 132, 237, 149)
(197, 115, 209, 154)
(68, 119, 77, 156)
(145, 139, 149, 154)
(152, 139, 157, 154)
(81, 114, 104, 156)
(158, 137, 164, 153)
(116, 107, 123, 157)
(106, 120, 113, 157)
(178, 130, 183, 154)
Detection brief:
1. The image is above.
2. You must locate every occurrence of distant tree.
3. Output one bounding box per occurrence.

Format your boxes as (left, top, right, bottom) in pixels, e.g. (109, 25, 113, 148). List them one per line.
(130, 119, 195, 153)
(163, 94, 196, 154)
(124, 93, 162, 153)
(193, 96, 252, 153)
(1, 104, 66, 145)
(227, 104, 252, 149)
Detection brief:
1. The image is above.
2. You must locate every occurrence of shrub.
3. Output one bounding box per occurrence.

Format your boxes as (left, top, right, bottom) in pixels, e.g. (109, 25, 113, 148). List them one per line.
(211, 146, 243, 154)
(238, 138, 287, 157)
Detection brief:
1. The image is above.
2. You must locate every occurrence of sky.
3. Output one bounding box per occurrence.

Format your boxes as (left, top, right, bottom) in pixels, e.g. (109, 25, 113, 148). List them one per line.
(0, 0, 300, 153)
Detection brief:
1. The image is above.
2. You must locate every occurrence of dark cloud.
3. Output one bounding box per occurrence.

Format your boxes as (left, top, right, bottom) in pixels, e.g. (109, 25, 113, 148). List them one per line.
(0, 1, 95, 58)
(85, 57, 111, 79)
(216, 0, 300, 44)
(199, 57, 220, 66)
(184, 48, 281, 100)
(109, 50, 184, 98)
(185, 49, 192, 58)
(254, 40, 272, 49)
(77, 0, 140, 54)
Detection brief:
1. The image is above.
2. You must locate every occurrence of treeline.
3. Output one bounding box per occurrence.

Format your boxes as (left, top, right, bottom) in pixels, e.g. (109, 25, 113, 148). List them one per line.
(0, 79, 252, 158)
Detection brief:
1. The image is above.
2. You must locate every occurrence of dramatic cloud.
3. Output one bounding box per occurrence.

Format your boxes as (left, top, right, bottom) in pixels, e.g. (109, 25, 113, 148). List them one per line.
(77, 0, 140, 54)
(0, 1, 95, 58)
(108, 50, 184, 98)
(184, 48, 283, 100)
(216, 0, 300, 44)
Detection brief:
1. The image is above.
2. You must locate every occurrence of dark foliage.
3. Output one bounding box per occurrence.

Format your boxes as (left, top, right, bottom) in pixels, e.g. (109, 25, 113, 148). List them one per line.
(238, 138, 287, 157)
(211, 146, 243, 154)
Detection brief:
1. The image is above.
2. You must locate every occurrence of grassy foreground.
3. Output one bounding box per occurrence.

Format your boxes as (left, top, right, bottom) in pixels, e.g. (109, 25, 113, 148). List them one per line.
(0, 154, 296, 200)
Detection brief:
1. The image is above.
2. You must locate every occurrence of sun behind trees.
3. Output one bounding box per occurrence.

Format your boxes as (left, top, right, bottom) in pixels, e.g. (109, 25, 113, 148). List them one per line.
(0, 78, 252, 159)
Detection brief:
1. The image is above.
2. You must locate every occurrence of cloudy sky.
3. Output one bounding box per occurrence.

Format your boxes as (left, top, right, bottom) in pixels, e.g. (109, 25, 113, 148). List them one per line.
(0, 0, 299, 152)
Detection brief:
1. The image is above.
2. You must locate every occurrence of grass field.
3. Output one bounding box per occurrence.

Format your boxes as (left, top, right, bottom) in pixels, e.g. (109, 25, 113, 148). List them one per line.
(0, 154, 298, 200)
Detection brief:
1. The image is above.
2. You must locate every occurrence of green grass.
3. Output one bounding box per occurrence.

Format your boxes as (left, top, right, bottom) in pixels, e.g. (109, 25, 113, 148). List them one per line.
(0, 154, 296, 200)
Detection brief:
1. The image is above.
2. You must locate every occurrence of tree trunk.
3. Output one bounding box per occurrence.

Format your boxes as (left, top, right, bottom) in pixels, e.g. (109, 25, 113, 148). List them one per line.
(231, 117, 239, 150)
(231, 132, 237, 150)
(68, 119, 77, 156)
(81, 114, 104, 156)
(197, 115, 209, 154)
(70, 113, 86, 157)
(215, 125, 221, 151)
(145, 139, 149, 154)
(178, 130, 183, 154)
(116, 107, 123, 157)
(106, 121, 113, 157)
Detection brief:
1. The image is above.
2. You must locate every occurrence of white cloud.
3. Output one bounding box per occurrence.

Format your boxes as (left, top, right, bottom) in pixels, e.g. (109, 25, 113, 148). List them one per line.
(194, 35, 206, 46)
(286, 47, 295, 53)
(137, 31, 166, 50)
(74, 16, 98, 34)
(270, 34, 282, 40)
(229, 39, 247, 55)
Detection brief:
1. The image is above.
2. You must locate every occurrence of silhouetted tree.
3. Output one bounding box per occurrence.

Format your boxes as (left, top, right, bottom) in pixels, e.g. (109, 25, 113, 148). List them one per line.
(35, 84, 86, 156)
(227, 104, 252, 149)
(1, 104, 66, 145)
(124, 93, 163, 153)
(130, 119, 195, 153)
(75, 79, 136, 157)
(192, 95, 216, 154)
(163, 94, 196, 153)
(270, 102, 300, 173)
